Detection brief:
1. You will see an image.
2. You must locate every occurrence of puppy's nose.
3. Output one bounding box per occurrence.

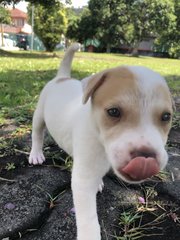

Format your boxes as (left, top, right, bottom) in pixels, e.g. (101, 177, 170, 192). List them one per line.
(130, 147, 156, 159)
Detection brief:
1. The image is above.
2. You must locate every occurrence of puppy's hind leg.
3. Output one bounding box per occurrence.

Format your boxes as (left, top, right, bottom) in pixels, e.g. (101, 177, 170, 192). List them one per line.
(29, 100, 46, 165)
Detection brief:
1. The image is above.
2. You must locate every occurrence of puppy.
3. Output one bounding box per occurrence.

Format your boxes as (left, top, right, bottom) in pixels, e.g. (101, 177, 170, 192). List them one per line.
(29, 43, 173, 240)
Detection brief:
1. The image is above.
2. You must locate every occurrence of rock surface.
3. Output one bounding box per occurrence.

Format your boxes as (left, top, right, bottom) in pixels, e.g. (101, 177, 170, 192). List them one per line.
(0, 148, 180, 240)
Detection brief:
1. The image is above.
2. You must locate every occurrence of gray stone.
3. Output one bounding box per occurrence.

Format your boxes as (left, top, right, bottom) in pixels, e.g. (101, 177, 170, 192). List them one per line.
(0, 167, 70, 239)
(0, 164, 180, 240)
(20, 177, 142, 240)
(167, 151, 180, 181)
(21, 190, 76, 240)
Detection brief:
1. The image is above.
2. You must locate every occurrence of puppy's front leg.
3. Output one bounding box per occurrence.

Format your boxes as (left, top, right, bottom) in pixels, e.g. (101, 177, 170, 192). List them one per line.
(29, 104, 45, 165)
(72, 171, 100, 240)
(72, 153, 110, 240)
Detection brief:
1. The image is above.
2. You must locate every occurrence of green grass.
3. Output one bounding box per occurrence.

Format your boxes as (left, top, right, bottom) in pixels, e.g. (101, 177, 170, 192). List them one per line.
(0, 50, 179, 126)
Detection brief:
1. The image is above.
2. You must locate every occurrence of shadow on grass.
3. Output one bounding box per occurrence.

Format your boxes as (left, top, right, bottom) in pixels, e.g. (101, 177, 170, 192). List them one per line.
(0, 68, 55, 109)
(0, 49, 151, 60)
(0, 49, 64, 59)
(0, 68, 91, 110)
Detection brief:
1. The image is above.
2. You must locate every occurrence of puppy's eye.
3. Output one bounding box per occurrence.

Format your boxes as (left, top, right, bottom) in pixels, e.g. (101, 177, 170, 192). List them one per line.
(161, 112, 171, 122)
(107, 108, 121, 118)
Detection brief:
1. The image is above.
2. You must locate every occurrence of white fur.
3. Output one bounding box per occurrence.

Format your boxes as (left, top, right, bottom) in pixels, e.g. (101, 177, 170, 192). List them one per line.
(29, 44, 172, 240)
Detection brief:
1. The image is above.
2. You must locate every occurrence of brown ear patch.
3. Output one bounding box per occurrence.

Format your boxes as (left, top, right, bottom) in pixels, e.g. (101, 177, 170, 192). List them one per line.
(92, 67, 137, 108)
(82, 66, 136, 104)
(82, 72, 107, 104)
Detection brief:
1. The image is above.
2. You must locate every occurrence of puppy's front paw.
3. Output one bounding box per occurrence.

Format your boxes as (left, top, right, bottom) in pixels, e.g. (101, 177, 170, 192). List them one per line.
(29, 150, 45, 165)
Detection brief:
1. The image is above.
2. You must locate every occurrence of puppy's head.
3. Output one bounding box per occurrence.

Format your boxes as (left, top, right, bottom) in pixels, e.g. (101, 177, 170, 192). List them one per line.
(82, 66, 173, 183)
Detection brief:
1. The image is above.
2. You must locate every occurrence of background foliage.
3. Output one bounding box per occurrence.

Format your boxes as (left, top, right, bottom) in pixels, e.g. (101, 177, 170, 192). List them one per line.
(28, 2, 67, 52)
(0, 0, 71, 6)
(66, 0, 179, 57)
(0, 0, 179, 57)
(0, 5, 11, 23)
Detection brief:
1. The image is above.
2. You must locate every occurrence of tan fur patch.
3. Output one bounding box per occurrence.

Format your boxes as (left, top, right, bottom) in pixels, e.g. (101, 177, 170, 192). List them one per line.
(92, 67, 141, 139)
(92, 67, 139, 107)
(83, 72, 106, 104)
(151, 84, 173, 141)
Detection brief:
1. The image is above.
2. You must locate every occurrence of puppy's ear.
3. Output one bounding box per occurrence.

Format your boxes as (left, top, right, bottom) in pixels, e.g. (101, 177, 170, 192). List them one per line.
(82, 72, 107, 104)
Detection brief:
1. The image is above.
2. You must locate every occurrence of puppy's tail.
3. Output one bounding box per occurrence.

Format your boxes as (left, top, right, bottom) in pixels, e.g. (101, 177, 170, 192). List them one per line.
(57, 43, 80, 79)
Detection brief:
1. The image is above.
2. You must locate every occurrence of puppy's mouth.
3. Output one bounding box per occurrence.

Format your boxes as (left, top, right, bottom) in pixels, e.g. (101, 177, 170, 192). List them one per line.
(118, 157, 160, 182)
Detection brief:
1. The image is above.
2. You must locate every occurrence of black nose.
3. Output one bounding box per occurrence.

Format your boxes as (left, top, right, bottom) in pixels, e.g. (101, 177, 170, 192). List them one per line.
(131, 147, 156, 159)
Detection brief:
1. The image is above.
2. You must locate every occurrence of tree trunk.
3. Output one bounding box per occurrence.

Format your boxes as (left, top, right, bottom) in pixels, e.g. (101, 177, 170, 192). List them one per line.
(1, 24, 4, 47)
(106, 44, 111, 53)
(131, 47, 139, 57)
(131, 41, 139, 57)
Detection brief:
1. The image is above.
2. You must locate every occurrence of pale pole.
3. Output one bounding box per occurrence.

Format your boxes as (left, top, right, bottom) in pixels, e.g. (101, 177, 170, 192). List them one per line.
(30, 5, 34, 50)
(1, 24, 4, 46)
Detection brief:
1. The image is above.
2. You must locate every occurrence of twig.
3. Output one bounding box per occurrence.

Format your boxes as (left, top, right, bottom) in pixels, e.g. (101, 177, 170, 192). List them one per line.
(171, 171, 175, 182)
(14, 149, 29, 155)
(0, 177, 16, 182)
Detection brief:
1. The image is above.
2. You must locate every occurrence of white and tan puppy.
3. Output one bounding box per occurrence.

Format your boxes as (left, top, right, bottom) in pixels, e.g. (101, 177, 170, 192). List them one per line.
(29, 43, 173, 240)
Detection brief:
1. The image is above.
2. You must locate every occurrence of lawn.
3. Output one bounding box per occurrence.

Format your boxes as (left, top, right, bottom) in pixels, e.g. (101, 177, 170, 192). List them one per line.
(0, 50, 179, 128)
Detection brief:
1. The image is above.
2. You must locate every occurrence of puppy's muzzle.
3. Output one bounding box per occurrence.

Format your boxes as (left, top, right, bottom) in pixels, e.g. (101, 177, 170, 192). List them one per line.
(119, 147, 159, 181)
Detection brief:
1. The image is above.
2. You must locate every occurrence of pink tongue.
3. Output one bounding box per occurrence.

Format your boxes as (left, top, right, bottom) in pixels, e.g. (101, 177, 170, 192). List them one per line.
(122, 157, 159, 181)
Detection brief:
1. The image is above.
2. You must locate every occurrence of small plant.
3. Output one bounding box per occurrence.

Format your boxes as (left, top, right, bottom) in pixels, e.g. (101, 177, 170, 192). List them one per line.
(10, 125, 31, 138)
(168, 210, 180, 223)
(5, 162, 16, 171)
(47, 191, 64, 209)
(119, 211, 141, 231)
(114, 186, 168, 239)
(64, 156, 73, 171)
(36, 185, 65, 209)
(115, 210, 143, 240)
(0, 137, 15, 157)
(115, 207, 165, 240)
(0, 115, 7, 126)
(155, 170, 170, 181)
(136, 186, 158, 212)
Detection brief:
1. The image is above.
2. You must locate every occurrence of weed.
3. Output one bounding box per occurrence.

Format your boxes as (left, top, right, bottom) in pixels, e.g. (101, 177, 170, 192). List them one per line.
(115, 206, 165, 239)
(5, 162, 16, 171)
(36, 185, 65, 209)
(0, 116, 7, 126)
(114, 185, 176, 239)
(10, 125, 31, 138)
(119, 211, 142, 232)
(64, 156, 73, 171)
(168, 211, 180, 223)
(136, 186, 158, 213)
(155, 170, 170, 181)
(2, 104, 34, 125)
(45, 146, 73, 171)
(0, 137, 15, 157)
